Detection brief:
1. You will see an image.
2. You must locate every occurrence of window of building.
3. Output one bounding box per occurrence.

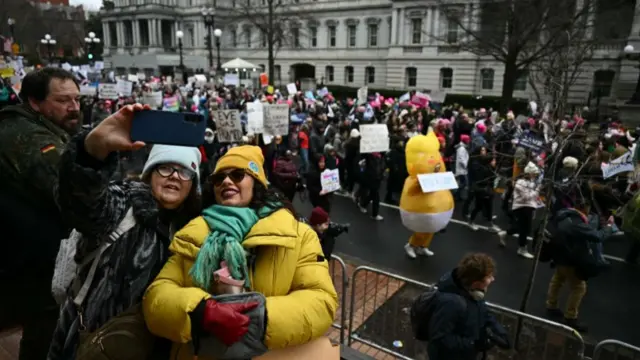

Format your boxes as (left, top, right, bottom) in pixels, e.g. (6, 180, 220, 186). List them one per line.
(481, 68, 494, 90)
(593, 69, 615, 97)
(245, 28, 251, 47)
(292, 27, 300, 47)
(187, 27, 195, 47)
(406, 67, 417, 87)
(514, 69, 528, 91)
(447, 20, 458, 44)
(325, 65, 334, 82)
(365, 66, 375, 84)
(275, 65, 281, 81)
(310, 27, 317, 47)
(440, 67, 453, 89)
(124, 20, 133, 46)
(109, 22, 118, 46)
(411, 18, 422, 44)
(329, 26, 336, 47)
(345, 66, 354, 83)
(139, 20, 149, 46)
(348, 25, 356, 47)
(368, 24, 378, 47)
(231, 29, 237, 47)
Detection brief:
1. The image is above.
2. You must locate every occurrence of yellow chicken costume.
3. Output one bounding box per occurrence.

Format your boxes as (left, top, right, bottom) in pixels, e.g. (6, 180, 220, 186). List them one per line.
(399, 130, 455, 258)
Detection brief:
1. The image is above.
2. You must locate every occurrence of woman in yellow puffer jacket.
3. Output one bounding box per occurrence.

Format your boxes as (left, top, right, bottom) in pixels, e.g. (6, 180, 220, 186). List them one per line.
(143, 145, 338, 360)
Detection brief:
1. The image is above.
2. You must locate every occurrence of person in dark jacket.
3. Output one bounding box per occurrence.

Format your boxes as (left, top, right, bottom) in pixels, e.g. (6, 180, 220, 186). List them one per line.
(384, 139, 407, 205)
(426, 253, 509, 360)
(272, 150, 300, 201)
(0, 68, 80, 360)
(359, 152, 385, 221)
(306, 156, 332, 213)
(467, 151, 499, 232)
(302, 206, 350, 260)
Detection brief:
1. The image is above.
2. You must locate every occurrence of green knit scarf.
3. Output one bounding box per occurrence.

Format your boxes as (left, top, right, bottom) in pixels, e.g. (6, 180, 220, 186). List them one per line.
(189, 204, 279, 291)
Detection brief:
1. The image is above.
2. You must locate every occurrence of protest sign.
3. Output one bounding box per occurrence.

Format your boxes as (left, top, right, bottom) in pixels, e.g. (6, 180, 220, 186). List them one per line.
(417, 172, 459, 193)
(320, 169, 341, 194)
(215, 110, 242, 143)
(602, 151, 634, 179)
(224, 73, 239, 86)
(247, 102, 264, 134)
(116, 79, 133, 96)
(517, 132, 545, 153)
(259, 73, 269, 87)
(359, 124, 389, 153)
(98, 83, 118, 99)
(162, 96, 180, 112)
(264, 104, 289, 136)
(127, 74, 138, 82)
(79, 85, 97, 96)
(286, 83, 297, 94)
(142, 91, 162, 108)
(357, 86, 368, 105)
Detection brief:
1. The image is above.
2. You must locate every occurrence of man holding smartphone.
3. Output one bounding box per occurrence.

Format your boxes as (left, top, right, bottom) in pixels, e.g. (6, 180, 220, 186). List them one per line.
(0, 67, 81, 360)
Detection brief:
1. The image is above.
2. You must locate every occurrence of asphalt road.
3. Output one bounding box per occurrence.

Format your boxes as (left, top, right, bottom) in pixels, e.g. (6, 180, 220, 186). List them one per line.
(293, 193, 640, 347)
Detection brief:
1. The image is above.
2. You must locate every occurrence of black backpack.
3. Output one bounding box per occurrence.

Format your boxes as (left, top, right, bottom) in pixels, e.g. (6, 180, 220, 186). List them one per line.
(410, 287, 439, 341)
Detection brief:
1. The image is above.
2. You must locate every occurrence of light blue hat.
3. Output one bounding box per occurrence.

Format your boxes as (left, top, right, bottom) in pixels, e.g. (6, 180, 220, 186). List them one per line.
(142, 144, 202, 183)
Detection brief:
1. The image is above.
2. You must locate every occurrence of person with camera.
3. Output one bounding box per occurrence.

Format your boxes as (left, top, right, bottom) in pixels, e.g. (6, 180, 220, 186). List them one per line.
(303, 207, 350, 260)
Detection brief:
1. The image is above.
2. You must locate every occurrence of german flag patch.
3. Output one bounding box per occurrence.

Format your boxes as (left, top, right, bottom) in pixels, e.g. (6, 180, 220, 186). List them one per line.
(41, 144, 56, 154)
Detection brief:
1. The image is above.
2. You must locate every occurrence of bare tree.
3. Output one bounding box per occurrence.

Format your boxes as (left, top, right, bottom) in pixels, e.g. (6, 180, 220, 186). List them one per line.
(223, 0, 315, 85)
(435, 0, 629, 112)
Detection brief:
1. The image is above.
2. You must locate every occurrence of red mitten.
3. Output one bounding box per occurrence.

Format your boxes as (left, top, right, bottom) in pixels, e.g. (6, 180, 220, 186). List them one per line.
(202, 299, 259, 346)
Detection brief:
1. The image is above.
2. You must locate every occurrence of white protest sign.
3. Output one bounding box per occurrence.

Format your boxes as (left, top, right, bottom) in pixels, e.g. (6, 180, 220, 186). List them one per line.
(286, 83, 297, 94)
(98, 83, 118, 99)
(116, 79, 133, 96)
(215, 110, 242, 143)
(247, 102, 264, 134)
(142, 91, 162, 108)
(264, 104, 289, 136)
(359, 124, 389, 153)
(602, 151, 634, 179)
(127, 74, 138, 82)
(224, 73, 239, 86)
(417, 172, 458, 193)
(79, 85, 97, 96)
(320, 169, 341, 194)
(357, 86, 368, 105)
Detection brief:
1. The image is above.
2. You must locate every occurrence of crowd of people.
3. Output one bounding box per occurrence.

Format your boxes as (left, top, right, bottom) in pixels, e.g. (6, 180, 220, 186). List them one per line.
(0, 66, 638, 359)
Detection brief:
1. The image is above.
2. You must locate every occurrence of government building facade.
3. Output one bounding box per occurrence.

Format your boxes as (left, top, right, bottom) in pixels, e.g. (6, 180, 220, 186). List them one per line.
(100, 0, 640, 109)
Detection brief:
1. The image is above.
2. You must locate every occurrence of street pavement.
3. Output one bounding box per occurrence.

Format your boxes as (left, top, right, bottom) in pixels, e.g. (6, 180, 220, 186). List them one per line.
(294, 192, 640, 347)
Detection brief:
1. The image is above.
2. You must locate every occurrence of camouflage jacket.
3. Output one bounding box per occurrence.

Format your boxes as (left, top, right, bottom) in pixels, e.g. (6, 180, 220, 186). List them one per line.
(0, 104, 70, 208)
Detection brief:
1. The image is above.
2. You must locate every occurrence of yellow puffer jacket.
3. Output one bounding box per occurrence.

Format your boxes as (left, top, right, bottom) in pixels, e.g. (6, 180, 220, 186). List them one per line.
(142, 208, 338, 360)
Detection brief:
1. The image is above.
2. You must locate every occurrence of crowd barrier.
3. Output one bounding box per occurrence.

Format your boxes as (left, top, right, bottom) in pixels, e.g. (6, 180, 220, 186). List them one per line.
(329, 255, 349, 345)
(592, 340, 640, 360)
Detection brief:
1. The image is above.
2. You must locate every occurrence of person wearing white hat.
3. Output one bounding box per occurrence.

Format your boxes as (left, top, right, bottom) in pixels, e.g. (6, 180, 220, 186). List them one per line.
(497, 161, 540, 259)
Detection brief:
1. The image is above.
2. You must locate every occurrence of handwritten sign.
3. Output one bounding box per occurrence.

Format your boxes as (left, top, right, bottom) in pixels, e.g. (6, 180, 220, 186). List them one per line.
(142, 91, 162, 108)
(247, 102, 264, 134)
(286, 83, 297, 94)
(215, 110, 242, 143)
(320, 169, 340, 193)
(98, 83, 118, 99)
(116, 79, 133, 96)
(602, 151, 634, 179)
(264, 104, 289, 136)
(224, 73, 239, 86)
(417, 172, 458, 193)
(357, 86, 368, 105)
(79, 85, 97, 96)
(359, 124, 389, 153)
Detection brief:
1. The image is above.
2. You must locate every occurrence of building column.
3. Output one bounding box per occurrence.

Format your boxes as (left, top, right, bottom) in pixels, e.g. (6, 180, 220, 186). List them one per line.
(433, 6, 440, 42)
(425, 8, 432, 45)
(102, 22, 110, 48)
(391, 8, 398, 46)
(133, 19, 140, 47)
(398, 8, 404, 45)
(149, 19, 156, 46)
(465, 3, 471, 43)
(117, 21, 125, 48)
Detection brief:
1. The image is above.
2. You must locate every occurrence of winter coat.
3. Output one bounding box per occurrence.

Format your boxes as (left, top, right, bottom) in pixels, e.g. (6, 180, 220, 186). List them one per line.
(310, 131, 326, 164)
(48, 133, 180, 359)
(427, 269, 507, 360)
(469, 155, 494, 194)
(272, 157, 299, 192)
(455, 143, 469, 176)
(142, 209, 338, 360)
(470, 131, 488, 153)
(361, 152, 385, 185)
(512, 178, 540, 210)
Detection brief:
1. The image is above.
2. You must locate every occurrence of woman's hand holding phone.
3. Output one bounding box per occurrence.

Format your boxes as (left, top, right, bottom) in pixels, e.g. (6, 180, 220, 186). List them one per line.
(85, 103, 150, 160)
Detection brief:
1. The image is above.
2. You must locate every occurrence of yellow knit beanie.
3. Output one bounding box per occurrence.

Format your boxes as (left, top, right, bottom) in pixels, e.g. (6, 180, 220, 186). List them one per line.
(214, 145, 268, 187)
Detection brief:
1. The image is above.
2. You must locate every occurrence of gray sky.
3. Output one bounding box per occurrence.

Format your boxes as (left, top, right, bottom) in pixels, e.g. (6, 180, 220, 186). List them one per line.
(70, 0, 101, 10)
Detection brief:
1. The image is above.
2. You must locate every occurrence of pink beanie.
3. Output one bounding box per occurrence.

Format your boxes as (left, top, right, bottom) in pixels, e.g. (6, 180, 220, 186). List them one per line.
(476, 123, 487, 134)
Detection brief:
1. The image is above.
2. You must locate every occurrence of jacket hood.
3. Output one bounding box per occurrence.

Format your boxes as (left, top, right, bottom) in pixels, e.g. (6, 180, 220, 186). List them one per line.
(436, 269, 466, 297)
(455, 142, 467, 149)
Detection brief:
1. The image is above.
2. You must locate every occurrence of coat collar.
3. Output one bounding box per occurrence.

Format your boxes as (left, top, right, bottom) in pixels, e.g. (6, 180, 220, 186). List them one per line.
(243, 209, 298, 249)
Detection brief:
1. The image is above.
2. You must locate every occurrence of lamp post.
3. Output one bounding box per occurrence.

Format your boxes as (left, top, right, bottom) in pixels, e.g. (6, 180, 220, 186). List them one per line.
(41, 34, 57, 62)
(7, 18, 15, 40)
(176, 30, 187, 84)
(213, 28, 222, 73)
(84, 31, 101, 64)
(624, 44, 640, 104)
(201, 2, 217, 72)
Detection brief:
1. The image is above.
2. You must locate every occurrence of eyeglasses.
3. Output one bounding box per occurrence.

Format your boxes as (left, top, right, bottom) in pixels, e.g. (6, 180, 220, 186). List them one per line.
(211, 169, 246, 187)
(155, 165, 196, 181)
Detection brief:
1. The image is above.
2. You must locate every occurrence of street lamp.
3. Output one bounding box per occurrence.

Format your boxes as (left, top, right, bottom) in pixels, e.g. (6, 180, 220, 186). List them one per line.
(202, 2, 217, 72)
(41, 34, 57, 62)
(624, 44, 640, 104)
(176, 30, 187, 84)
(7, 18, 15, 40)
(84, 31, 101, 63)
(213, 28, 222, 72)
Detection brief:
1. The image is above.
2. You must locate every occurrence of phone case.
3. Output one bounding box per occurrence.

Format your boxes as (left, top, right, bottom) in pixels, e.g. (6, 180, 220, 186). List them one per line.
(131, 110, 206, 147)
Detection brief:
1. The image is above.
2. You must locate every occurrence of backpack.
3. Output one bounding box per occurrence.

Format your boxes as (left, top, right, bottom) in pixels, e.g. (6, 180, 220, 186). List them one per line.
(410, 287, 439, 341)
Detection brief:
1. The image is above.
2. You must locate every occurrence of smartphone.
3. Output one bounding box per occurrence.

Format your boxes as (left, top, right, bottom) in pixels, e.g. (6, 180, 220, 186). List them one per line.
(131, 110, 206, 147)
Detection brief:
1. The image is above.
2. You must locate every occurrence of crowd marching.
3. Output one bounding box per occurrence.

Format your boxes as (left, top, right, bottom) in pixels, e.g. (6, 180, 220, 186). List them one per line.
(0, 66, 639, 360)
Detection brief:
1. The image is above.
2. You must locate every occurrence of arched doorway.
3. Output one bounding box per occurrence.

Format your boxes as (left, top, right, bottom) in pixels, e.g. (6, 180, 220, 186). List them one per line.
(290, 63, 316, 83)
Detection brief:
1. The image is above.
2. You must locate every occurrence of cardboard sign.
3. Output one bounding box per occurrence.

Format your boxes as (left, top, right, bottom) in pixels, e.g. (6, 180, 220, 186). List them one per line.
(247, 101, 264, 134)
(116, 79, 133, 96)
(142, 91, 162, 108)
(602, 151, 634, 179)
(417, 172, 458, 193)
(215, 110, 242, 143)
(127, 74, 138, 82)
(98, 83, 118, 99)
(286, 83, 297, 94)
(357, 86, 368, 105)
(79, 85, 97, 96)
(359, 124, 389, 153)
(264, 104, 289, 136)
(320, 169, 340, 193)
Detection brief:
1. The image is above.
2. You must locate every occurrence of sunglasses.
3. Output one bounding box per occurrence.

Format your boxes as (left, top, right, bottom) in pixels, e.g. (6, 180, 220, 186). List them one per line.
(155, 165, 196, 181)
(211, 169, 246, 186)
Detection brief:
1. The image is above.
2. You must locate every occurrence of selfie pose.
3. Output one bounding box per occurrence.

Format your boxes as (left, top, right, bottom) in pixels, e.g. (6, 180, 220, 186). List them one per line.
(143, 145, 338, 359)
(48, 104, 202, 359)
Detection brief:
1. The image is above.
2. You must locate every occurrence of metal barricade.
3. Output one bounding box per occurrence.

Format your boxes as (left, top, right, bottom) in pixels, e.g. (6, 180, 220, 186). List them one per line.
(593, 340, 640, 360)
(329, 254, 349, 345)
(345, 265, 586, 360)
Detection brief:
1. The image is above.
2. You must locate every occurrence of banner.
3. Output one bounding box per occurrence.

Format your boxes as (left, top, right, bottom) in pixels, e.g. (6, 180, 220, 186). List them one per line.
(215, 110, 242, 143)
(602, 151, 634, 179)
(517, 132, 545, 153)
(359, 124, 389, 153)
(264, 104, 289, 136)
